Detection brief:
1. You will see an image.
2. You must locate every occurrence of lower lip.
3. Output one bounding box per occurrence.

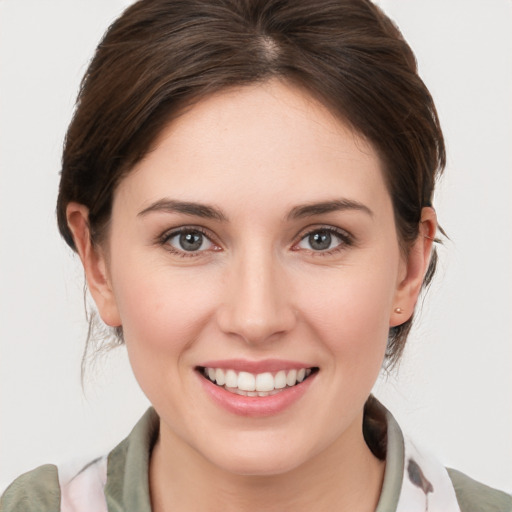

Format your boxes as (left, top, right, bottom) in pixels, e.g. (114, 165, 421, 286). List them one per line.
(197, 371, 317, 417)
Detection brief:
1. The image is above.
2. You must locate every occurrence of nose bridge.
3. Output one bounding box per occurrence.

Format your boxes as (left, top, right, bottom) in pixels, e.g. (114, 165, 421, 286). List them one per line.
(218, 243, 295, 344)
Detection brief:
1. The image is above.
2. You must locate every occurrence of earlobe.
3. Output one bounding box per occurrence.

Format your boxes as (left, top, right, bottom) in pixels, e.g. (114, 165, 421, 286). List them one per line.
(390, 207, 437, 327)
(66, 202, 121, 327)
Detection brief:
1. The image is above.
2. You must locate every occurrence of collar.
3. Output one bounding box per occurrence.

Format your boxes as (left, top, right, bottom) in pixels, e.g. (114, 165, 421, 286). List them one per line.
(366, 396, 461, 512)
(60, 397, 461, 511)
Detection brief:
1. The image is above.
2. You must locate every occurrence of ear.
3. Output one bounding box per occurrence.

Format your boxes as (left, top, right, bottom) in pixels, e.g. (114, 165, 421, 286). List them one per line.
(66, 202, 121, 327)
(390, 207, 437, 327)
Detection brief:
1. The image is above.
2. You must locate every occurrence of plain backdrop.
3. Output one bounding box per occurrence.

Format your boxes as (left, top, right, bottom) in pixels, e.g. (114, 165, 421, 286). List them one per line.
(1, 0, 511, 493)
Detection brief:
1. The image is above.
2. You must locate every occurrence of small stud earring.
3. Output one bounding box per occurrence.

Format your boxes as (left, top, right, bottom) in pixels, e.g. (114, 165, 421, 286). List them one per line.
(394, 307, 403, 314)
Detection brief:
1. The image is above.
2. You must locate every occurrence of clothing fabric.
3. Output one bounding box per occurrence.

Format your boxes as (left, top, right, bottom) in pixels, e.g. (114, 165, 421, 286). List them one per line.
(2, 399, 511, 511)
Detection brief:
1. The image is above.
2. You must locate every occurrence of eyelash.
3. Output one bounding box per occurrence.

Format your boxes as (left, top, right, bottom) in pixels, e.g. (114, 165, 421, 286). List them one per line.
(157, 225, 354, 258)
(157, 227, 220, 258)
(292, 226, 354, 256)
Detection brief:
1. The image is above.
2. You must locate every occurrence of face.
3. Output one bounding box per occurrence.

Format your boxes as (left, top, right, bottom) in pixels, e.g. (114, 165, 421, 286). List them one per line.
(72, 80, 429, 476)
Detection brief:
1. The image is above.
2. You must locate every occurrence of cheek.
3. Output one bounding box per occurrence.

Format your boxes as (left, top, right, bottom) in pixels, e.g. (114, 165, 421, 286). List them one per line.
(110, 263, 223, 411)
(298, 265, 396, 363)
(111, 261, 218, 355)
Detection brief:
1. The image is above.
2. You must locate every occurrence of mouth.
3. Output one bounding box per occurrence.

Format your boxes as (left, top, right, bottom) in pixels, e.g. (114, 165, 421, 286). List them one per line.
(197, 366, 319, 397)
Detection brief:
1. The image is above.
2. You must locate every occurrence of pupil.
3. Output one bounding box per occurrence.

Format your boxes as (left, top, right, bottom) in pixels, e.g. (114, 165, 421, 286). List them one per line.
(309, 231, 331, 250)
(180, 232, 202, 251)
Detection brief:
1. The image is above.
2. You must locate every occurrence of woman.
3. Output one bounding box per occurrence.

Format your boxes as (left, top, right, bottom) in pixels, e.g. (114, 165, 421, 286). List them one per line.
(1, 0, 510, 510)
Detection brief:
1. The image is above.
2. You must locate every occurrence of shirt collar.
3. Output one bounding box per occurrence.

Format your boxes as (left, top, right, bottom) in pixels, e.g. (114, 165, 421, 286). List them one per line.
(103, 397, 406, 511)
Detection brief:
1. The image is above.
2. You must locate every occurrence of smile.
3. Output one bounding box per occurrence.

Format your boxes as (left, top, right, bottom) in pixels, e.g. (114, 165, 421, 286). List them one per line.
(200, 367, 317, 397)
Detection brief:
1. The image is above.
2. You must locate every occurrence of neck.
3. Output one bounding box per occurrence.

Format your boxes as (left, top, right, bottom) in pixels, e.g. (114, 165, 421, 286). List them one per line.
(149, 414, 385, 512)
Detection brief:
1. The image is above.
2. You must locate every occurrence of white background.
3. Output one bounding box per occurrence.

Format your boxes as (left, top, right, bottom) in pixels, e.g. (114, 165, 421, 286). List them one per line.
(1, 0, 511, 493)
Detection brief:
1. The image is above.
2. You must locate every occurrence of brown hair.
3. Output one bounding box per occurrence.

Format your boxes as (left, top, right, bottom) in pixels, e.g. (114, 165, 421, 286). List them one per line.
(57, 0, 445, 366)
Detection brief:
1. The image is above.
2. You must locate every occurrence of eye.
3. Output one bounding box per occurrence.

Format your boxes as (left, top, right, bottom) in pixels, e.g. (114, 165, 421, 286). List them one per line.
(165, 229, 214, 253)
(295, 228, 351, 253)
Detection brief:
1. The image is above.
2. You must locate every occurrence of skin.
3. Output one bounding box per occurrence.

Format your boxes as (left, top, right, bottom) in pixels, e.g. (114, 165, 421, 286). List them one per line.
(67, 80, 436, 511)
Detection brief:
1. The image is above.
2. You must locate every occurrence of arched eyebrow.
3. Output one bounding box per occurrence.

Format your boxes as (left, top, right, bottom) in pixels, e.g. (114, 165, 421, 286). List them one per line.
(138, 198, 372, 222)
(138, 199, 228, 221)
(286, 199, 373, 220)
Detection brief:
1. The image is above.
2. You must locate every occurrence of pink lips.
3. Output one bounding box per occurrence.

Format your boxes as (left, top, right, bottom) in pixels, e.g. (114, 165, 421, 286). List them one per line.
(197, 359, 317, 417)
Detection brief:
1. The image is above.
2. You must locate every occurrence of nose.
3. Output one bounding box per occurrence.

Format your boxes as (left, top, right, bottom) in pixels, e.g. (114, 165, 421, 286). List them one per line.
(216, 250, 296, 345)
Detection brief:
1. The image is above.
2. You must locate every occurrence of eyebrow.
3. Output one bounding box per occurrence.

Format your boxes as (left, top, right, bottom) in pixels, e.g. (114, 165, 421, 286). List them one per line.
(287, 199, 374, 220)
(138, 197, 372, 223)
(138, 199, 228, 221)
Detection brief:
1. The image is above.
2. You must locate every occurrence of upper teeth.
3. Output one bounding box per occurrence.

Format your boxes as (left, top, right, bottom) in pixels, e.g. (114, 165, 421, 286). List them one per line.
(204, 367, 312, 393)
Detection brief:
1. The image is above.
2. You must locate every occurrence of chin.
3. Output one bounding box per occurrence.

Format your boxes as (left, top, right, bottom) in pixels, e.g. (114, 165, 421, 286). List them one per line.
(201, 434, 315, 477)
(214, 454, 303, 477)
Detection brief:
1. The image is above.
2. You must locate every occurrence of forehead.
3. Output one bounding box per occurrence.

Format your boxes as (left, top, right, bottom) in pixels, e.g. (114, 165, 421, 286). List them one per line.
(116, 80, 390, 217)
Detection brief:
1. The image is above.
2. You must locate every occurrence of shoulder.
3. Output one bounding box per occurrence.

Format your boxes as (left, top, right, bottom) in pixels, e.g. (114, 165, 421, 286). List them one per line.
(448, 468, 512, 512)
(0, 457, 109, 512)
(0, 464, 60, 512)
(0, 408, 157, 512)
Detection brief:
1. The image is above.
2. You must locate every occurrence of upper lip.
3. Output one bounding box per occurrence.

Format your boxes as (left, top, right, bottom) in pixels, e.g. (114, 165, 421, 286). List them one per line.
(198, 358, 316, 374)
